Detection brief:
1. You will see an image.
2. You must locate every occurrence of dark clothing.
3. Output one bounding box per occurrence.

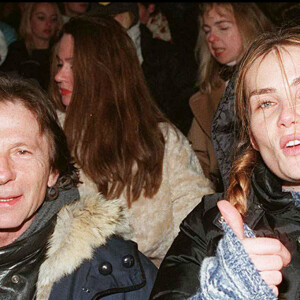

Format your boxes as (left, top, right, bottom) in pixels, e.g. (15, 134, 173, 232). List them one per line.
(150, 159, 300, 299)
(141, 24, 196, 136)
(0, 40, 51, 91)
(0, 217, 55, 300)
(50, 236, 157, 300)
(0, 190, 157, 300)
(211, 74, 237, 190)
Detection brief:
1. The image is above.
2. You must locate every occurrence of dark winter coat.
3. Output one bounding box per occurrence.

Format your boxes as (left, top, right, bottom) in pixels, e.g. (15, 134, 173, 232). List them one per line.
(150, 159, 300, 299)
(0, 192, 157, 300)
(140, 24, 196, 136)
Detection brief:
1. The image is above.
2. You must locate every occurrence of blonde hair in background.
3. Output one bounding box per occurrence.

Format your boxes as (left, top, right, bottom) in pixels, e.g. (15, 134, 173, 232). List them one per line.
(195, 2, 274, 94)
(227, 26, 300, 215)
(19, 2, 63, 52)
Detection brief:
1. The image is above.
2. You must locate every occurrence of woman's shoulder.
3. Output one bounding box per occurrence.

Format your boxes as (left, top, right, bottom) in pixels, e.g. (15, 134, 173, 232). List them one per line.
(159, 122, 186, 144)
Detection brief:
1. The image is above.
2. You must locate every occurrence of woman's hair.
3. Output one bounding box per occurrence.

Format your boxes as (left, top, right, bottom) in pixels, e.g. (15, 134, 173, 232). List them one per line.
(50, 14, 168, 206)
(0, 73, 79, 200)
(196, 2, 274, 94)
(226, 26, 300, 215)
(19, 2, 63, 51)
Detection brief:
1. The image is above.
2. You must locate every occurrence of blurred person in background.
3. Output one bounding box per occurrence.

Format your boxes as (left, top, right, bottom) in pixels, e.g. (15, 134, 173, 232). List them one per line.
(61, 2, 89, 23)
(188, 2, 274, 192)
(0, 2, 63, 91)
(137, 3, 172, 42)
(0, 30, 7, 65)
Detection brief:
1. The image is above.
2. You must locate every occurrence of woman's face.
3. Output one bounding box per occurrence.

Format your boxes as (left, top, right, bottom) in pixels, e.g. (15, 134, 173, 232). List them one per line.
(202, 4, 243, 65)
(247, 45, 300, 187)
(30, 3, 59, 41)
(55, 34, 74, 107)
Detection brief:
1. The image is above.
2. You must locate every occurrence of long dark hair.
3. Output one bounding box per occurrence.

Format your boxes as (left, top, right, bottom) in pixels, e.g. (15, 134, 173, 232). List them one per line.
(50, 15, 168, 206)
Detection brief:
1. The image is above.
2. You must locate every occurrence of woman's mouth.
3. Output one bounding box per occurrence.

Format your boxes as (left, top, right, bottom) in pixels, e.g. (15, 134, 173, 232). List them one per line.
(214, 48, 225, 57)
(281, 135, 300, 156)
(60, 88, 72, 96)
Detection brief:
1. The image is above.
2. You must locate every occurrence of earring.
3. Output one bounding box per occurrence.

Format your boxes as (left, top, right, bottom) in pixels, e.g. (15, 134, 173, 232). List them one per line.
(47, 186, 57, 200)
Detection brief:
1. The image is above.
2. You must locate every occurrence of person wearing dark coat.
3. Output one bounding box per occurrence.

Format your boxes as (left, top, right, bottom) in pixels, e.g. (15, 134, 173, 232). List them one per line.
(150, 27, 300, 299)
(0, 74, 157, 300)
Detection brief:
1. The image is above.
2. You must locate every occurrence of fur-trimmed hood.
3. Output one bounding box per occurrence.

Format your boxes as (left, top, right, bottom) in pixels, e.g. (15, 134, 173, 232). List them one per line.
(36, 193, 132, 300)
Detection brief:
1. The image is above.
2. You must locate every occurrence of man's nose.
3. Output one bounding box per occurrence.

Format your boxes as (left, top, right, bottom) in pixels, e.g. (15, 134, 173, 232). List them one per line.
(0, 156, 15, 185)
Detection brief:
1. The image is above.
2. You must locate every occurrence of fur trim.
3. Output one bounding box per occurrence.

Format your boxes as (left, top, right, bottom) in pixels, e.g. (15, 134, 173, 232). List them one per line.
(36, 193, 131, 300)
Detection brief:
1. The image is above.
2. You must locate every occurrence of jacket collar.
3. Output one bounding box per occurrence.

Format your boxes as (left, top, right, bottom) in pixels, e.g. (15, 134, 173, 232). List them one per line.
(213, 159, 295, 231)
(251, 159, 294, 212)
(36, 194, 131, 300)
(189, 83, 225, 138)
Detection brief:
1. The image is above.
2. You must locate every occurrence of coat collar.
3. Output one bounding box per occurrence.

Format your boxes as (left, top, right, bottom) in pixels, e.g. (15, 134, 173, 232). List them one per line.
(189, 83, 225, 139)
(36, 193, 131, 300)
(213, 159, 295, 231)
(251, 159, 294, 212)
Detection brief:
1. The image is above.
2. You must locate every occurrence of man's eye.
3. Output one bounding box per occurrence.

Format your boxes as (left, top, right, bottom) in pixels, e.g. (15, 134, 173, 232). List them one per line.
(18, 150, 29, 155)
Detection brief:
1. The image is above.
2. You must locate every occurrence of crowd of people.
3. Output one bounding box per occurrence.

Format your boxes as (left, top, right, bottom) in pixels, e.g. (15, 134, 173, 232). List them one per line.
(0, 2, 299, 299)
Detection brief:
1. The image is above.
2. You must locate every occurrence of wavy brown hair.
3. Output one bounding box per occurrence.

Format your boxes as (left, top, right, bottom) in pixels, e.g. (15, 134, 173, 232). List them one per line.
(196, 2, 274, 94)
(227, 26, 300, 215)
(50, 14, 168, 206)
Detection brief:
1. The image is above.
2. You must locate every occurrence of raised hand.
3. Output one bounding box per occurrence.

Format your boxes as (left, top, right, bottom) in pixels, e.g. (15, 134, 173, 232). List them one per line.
(217, 200, 291, 296)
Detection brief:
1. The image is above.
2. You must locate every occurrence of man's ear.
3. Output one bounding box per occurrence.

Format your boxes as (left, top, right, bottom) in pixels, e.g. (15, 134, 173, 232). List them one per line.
(47, 169, 59, 188)
(250, 133, 259, 151)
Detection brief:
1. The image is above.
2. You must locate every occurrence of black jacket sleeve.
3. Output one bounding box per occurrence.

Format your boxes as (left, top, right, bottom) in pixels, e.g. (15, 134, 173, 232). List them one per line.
(150, 200, 211, 300)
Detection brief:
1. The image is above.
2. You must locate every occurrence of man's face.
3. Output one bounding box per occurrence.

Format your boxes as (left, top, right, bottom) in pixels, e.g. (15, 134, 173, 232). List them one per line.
(64, 2, 89, 17)
(0, 101, 58, 238)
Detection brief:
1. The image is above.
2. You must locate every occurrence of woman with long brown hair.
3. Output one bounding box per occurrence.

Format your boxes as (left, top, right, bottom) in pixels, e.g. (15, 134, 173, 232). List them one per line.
(49, 14, 214, 267)
(151, 26, 300, 299)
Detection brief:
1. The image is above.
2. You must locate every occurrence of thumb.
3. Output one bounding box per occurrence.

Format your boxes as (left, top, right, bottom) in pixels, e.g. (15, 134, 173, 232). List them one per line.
(217, 200, 245, 240)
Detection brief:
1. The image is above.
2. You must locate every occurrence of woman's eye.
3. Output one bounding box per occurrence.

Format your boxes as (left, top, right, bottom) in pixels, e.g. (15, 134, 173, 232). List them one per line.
(220, 26, 229, 31)
(57, 63, 63, 69)
(202, 27, 210, 35)
(260, 101, 274, 109)
(37, 16, 45, 21)
(51, 17, 58, 23)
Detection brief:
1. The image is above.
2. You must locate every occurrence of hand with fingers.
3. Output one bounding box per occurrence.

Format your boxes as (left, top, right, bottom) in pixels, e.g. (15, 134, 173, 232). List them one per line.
(217, 200, 291, 297)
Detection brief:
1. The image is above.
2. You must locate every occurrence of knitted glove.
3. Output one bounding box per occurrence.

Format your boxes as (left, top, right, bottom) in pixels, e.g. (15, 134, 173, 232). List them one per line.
(189, 222, 277, 300)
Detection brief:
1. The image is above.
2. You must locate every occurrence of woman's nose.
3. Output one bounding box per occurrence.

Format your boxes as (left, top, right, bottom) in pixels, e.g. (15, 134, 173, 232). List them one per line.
(278, 102, 298, 128)
(207, 31, 219, 43)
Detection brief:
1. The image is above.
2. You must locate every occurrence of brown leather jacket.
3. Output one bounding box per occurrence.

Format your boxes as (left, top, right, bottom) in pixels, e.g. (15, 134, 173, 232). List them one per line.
(187, 82, 225, 191)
